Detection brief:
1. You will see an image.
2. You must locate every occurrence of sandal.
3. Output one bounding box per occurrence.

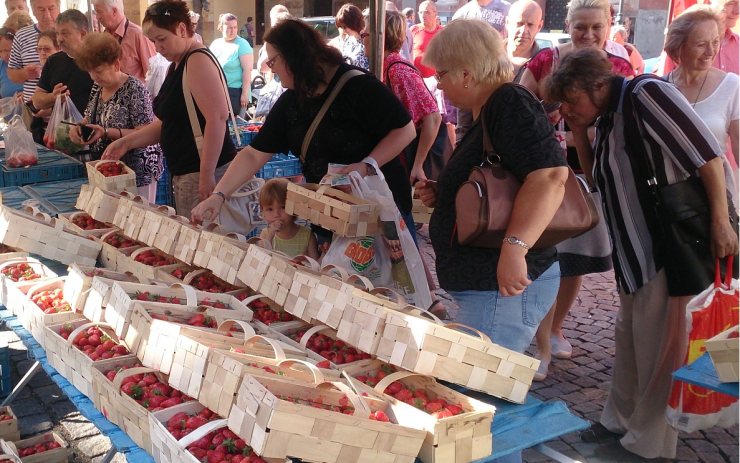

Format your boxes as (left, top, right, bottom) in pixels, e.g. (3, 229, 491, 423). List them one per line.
(580, 423, 622, 443)
(428, 300, 451, 320)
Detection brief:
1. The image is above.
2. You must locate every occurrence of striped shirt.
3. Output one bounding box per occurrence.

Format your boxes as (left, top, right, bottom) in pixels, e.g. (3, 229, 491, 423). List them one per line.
(593, 76, 723, 294)
(8, 24, 40, 102)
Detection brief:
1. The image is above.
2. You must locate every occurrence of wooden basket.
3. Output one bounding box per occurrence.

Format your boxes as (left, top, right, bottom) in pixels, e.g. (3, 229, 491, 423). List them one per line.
(267, 324, 375, 370)
(411, 198, 434, 225)
(236, 245, 279, 293)
(4, 431, 68, 463)
(0, 206, 101, 267)
(115, 247, 183, 282)
(166, 218, 202, 265)
(56, 212, 116, 238)
(302, 268, 362, 330)
(65, 264, 139, 320)
(227, 375, 425, 462)
(21, 277, 85, 348)
(86, 160, 137, 195)
(44, 319, 137, 398)
(377, 309, 539, 403)
(90, 355, 141, 415)
(199, 350, 330, 418)
(0, 258, 57, 312)
(285, 183, 379, 237)
(344, 361, 495, 463)
(260, 254, 321, 307)
(705, 325, 739, 382)
(78, 186, 121, 224)
(243, 293, 302, 334)
(0, 407, 19, 442)
(137, 206, 177, 247)
(194, 225, 251, 286)
(335, 281, 397, 356)
(96, 230, 144, 270)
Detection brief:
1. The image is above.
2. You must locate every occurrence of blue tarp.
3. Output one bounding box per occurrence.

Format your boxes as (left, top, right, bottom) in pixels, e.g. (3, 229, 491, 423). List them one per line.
(673, 352, 739, 398)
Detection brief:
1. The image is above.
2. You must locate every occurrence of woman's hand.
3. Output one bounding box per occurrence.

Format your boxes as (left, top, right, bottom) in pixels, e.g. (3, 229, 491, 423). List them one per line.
(415, 179, 437, 207)
(410, 164, 428, 185)
(101, 137, 129, 161)
(497, 246, 532, 297)
(80, 123, 106, 145)
(339, 162, 369, 177)
(191, 194, 224, 225)
(710, 219, 739, 258)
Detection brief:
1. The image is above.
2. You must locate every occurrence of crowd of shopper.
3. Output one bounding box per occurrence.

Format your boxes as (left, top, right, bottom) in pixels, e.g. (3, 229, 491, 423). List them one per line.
(0, 0, 737, 461)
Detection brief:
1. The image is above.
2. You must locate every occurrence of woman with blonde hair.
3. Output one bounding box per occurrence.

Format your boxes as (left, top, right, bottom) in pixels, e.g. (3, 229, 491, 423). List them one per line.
(210, 12, 253, 116)
(665, 4, 738, 201)
(2, 11, 33, 33)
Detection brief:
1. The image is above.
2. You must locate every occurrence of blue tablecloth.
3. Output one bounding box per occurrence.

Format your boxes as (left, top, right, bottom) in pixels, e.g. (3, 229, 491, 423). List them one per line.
(673, 352, 739, 398)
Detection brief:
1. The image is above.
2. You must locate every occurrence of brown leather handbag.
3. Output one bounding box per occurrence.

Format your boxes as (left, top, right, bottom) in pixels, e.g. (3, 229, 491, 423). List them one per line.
(454, 85, 599, 249)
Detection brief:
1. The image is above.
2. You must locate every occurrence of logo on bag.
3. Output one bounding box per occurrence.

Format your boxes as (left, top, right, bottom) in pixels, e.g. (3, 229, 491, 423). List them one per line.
(344, 238, 375, 273)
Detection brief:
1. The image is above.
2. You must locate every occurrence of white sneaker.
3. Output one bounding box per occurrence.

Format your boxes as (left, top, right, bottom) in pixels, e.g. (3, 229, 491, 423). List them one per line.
(533, 357, 550, 381)
(551, 335, 572, 359)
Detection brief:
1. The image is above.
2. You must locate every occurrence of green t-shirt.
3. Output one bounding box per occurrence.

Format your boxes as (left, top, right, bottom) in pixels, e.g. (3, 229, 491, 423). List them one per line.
(209, 36, 253, 89)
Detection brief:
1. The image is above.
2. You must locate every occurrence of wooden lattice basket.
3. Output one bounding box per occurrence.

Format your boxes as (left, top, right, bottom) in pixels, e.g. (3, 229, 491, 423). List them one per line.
(115, 247, 183, 282)
(79, 186, 121, 224)
(193, 225, 251, 286)
(285, 182, 379, 237)
(21, 277, 86, 348)
(96, 230, 144, 270)
(0, 258, 57, 313)
(2, 431, 69, 463)
(137, 205, 177, 247)
(705, 325, 739, 382)
(86, 160, 137, 195)
(0, 406, 19, 442)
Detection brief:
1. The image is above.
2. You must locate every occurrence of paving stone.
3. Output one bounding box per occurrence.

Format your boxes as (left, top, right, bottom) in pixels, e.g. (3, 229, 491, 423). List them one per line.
(50, 400, 78, 420)
(76, 434, 111, 458)
(719, 446, 740, 463)
(27, 372, 53, 388)
(688, 439, 720, 453)
(59, 412, 99, 440)
(17, 413, 52, 437)
(572, 376, 600, 388)
(33, 383, 65, 406)
(699, 452, 730, 463)
(704, 430, 738, 445)
(572, 401, 602, 414)
(552, 382, 580, 394)
(11, 398, 45, 417)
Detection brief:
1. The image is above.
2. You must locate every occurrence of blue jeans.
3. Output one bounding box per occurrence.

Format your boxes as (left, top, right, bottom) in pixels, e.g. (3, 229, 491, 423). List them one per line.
(449, 262, 560, 353)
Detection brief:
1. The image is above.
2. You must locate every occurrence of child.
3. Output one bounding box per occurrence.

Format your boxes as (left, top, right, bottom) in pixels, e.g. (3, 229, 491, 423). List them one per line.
(259, 178, 319, 259)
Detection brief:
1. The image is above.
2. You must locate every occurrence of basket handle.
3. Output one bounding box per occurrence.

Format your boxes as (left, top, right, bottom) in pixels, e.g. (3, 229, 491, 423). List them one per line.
(396, 305, 443, 324)
(217, 319, 256, 338)
(239, 293, 268, 306)
(276, 359, 325, 385)
(182, 269, 209, 285)
(444, 322, 492, 343)
(321, 264, 349, 280)
(242, 334, 287, 360)
(0, 257, 39, 272)
(370, 287, 406, 306)
(373, 370, 419, 394)
(225, 232, 247, 242)
(155, 205, 176, 216)
(65, 321, 113, 347)
(25, 276, 64, 299)
(111, 366, 157, 389)
(298, 325, 332, 349)
(168, 283, 198, 306)
(177, 418, 228, 448)
(291, 255, 320, 271)
(316, 381, 371, 418)
(345, 274, 374, 291)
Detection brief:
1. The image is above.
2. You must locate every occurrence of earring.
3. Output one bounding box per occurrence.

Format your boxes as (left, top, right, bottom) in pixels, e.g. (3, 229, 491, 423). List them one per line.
(464, 84, 468, 88)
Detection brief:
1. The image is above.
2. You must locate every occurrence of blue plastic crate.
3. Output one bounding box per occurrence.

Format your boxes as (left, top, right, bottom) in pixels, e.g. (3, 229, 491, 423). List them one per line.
(256, 153, 302, 179)
(0, 185, 37, 210)
(229, 119, 260, 148)
(0, 147, 85, 187)
(156, 158, 173, 207)
(22, 178, 88, 215)
(0, 341, 10, 398)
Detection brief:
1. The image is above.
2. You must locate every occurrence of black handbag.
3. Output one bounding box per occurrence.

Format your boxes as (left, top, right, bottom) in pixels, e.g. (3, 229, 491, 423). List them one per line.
(622, 76, 738, 296)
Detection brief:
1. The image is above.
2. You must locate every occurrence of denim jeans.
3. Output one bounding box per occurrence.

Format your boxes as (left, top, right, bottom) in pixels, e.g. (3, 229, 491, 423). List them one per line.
(448, 261, 561, 354)
(449, 262, 560, 463)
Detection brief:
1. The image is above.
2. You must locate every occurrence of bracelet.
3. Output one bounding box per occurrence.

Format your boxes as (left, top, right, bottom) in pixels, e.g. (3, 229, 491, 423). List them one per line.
(117, 128, 123, 139)
(213, 191, 226, 202)
(503, 236, 530, 250)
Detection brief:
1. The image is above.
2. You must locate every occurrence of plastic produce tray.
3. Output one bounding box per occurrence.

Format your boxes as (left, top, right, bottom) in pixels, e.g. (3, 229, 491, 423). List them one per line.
(156, 158, 173, 207)
(0, 147, 85, 187)
(257, 152, 302, 179)
(23, 178, 88, 215)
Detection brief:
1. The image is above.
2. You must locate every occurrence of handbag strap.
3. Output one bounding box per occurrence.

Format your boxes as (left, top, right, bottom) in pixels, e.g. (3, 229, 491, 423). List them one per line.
(182, 48, 243, 156)
(300, 69, 364, 162)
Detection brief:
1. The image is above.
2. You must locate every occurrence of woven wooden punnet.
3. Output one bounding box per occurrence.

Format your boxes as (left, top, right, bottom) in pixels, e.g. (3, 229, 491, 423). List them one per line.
(705, 325, 739, 382)
(243, 293, 302, 334)
(259, 254, 321, 307)
(302, 268, 366, 330)
(267, 324, 375, 370)
(200, 349, 332, 418)
(236, 244, 280, 294)
(0, 206, 102, 267)
(65, 264, 139, 321)
(344, 361, 495, 463)
(137, 205, 177, 247)
(96, 230, 144, 270)
(334, 282, 400, 356)
(21, 277, 86, 348)
(90, 355, 141, 414)
(0, 258, 57, 312)
(411, 196, 434, 225)
(57, 212, 116, 238)
(377, 309, 539, 403)
(285, 183, 379, 237)
(228, 375, 425, 462)
(162, 217, 201, 265)
(0, 406, 20, 442)
(44, 319, 137, 399)
(3, 431, 69, 463)
(116, 247, 183, 282)
(86, 160, 137, 194)
(79, 186, 121, 224)
(193, 225, 251, 285)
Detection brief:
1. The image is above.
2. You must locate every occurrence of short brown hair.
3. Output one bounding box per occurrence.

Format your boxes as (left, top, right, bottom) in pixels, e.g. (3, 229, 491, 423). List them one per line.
(546, 48, 613, 103)
(259, 178, 289, 207)
(143, 0, 194, 37)
(335, 3, 364, 33)
(385, 10, 406, 52)
(37, 29, 58, 48)
(665, 5, 722, 63)
(3, 11, 33, 33)
(75, 32, 121, 71)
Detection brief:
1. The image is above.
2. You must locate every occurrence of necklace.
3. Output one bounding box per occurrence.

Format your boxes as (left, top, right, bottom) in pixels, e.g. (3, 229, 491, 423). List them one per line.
(671, 69, 709, 107)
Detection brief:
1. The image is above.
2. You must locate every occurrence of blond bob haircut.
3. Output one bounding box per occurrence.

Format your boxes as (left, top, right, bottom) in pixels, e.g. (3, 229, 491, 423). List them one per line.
(665, 5, 722, 63)
(423, 19, 513, 86)
(385, 10, 406, 52)
(566, 0, 610, 23)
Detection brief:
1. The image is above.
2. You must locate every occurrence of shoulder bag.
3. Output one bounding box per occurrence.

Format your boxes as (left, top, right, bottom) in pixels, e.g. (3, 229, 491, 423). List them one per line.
(182, 48, 264, 234)
(621, 75, 738, 296)
(454, 83, 599, 249)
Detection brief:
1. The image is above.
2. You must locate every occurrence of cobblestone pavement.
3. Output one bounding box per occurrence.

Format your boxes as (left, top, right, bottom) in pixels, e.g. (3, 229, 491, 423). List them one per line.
(0, 226, 736, 463)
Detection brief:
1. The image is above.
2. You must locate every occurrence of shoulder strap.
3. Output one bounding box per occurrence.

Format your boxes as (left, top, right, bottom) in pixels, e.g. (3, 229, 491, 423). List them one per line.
(182, 48, 242, 157)
(300, 68, 363, 162)
(384, 59, 438, 101)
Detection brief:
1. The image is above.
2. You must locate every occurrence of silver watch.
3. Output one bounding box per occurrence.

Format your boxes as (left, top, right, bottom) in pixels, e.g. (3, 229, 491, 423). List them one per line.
(503, 236, 530, 250)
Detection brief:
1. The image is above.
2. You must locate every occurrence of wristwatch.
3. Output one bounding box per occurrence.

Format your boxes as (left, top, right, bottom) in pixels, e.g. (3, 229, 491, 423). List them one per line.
(213, 191, 226, 202)
(503, 236, 530, 250)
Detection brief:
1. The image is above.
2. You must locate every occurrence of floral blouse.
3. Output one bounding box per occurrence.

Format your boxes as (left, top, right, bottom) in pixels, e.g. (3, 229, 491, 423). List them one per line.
(84, 76, 163, 186)
(329, 34, 369, 70)
(383, 52, 439, 126)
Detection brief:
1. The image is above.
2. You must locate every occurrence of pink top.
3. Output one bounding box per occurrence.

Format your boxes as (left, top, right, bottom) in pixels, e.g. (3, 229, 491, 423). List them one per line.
(107, 18, 157, 82)
(383, 53, 439, 126)
(410, 24, 442, 78)
(525, 47, 634, 82)
(715, 29, 739, 75)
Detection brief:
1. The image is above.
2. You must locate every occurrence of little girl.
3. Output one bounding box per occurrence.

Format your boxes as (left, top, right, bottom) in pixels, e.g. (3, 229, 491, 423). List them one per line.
(259, 178, 319, 259)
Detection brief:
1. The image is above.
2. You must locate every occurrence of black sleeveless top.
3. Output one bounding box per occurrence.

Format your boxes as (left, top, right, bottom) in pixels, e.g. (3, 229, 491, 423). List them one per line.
(153, 48, 236, 176)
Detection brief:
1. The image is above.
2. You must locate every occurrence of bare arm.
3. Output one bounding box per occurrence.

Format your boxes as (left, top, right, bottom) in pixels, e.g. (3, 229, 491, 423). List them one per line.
(410, 112, 442, 184)
(101, 120, 163, 160)
(239, 53, 254, 108)
(518, 68, 541, 98)
(7, 67, 30, 84)
(698, 157, 739, 258)
(498, 166, 569, 296)
(570, 126, 596, 187)
(31, 82, 67, 110)
(730, 119, 739, 169)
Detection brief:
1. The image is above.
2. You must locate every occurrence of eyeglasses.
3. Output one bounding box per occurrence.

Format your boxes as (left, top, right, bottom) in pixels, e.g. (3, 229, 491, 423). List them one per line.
(36, 46, 54, 53)
(434, 70, 448, 82)
(146, 3, 171, 16)
(266, 53, 281, 69)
